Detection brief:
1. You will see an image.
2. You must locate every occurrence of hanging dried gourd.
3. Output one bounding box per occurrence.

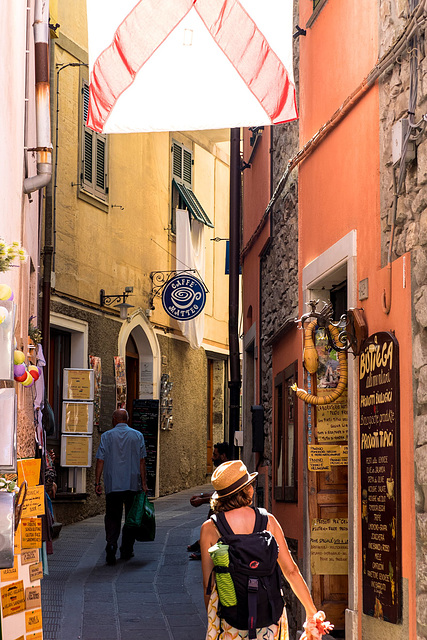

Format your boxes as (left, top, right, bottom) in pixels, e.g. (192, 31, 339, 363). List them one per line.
(292, 320, 348, 405)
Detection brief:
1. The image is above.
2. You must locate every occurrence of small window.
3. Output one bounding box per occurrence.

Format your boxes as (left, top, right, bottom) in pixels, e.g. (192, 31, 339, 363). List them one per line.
(81, 81, 108, 201)
(274, 362, 298, 502)
(170, 139, 213, 232)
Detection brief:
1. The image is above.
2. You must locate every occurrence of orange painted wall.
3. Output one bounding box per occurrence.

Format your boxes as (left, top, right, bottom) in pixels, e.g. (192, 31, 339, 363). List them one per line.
(297, 0, 415, 634)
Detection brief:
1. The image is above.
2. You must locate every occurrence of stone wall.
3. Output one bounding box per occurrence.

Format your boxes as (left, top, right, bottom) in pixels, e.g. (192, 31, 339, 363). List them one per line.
(378, 1, 427, 637)
(258, 3, 301, 636)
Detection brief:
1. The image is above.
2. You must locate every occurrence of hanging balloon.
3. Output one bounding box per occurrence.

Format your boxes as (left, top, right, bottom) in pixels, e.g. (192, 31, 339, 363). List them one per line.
(14, 350, 25, 365)
(14, 363, 26, 377)
(0, 284, 12, 301)
(21, 372, 33, 386)
(28, 365, 40, 381)
(14, 372, 28, 383)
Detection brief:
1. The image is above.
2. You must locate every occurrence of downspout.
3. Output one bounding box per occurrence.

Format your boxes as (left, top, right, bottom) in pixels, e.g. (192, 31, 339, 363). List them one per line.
(23, 0, 52, 194)
(229, 127, 241, 458)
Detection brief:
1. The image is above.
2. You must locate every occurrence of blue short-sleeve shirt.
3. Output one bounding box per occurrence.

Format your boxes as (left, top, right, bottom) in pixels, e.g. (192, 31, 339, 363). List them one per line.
(96, 423, 147, 494)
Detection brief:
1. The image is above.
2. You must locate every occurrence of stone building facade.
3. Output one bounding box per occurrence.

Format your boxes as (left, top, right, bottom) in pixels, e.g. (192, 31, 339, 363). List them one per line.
(377, 1, 427, 637)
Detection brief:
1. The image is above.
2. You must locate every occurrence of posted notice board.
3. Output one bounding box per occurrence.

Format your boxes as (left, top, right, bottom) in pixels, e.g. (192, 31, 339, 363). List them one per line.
(60, 435, 92, 468)
(132, 399, 159, 497)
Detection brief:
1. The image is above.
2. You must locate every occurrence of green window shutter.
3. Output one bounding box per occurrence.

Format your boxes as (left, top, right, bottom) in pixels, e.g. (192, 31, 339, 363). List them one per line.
(172, 141, 182, 181)
(81, 80, 108, 201)
(83, 128, 94, 189)
(95, 134, 107, 195)
(182, 147, 192, 188)
(172, 140, 192, 188)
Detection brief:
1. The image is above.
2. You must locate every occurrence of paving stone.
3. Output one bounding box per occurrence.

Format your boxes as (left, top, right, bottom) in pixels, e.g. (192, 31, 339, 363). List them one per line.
(41, 483, 211, 639)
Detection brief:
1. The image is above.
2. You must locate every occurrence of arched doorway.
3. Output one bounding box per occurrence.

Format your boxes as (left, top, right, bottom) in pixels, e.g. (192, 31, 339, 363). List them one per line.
(126, 333, 139, 423)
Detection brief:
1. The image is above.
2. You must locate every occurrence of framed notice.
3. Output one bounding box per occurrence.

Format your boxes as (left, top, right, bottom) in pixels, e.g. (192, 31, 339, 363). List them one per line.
(63, 368, 94, 401)
(60, 434, 93, 467)
(0, 388, 17, 473)
(62, 402, 94, 434)
(360, 332, 401, 624)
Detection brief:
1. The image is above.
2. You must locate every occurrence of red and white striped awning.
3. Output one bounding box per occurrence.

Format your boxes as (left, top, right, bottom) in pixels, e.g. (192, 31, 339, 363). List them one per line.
(86, 0, 297, 133)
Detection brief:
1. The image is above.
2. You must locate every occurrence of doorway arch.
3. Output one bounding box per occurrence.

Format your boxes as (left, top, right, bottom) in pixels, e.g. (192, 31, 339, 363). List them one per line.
(117, 310, 161, 403)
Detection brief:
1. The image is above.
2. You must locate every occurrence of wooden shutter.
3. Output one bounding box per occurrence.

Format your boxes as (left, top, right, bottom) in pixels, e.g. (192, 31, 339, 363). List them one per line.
(81, 80, 108, 200)
(172, 140, 192, 188)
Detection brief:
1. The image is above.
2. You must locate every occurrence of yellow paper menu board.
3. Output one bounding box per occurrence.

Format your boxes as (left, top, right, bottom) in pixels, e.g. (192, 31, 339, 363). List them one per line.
(21, 485, 45, 518)
(0, 556, 18, 582)
(1, 580, 25, 617)
(62, 402, 93, 433)
(311, 518, 348, 575)
(63, 369, 93, 400)
(25, 608, 42, 632)
(21, 519, 42, 549)
(307, 444, 348, 471)
(61, 435, 92, 468)
(17, 458, 41, 487)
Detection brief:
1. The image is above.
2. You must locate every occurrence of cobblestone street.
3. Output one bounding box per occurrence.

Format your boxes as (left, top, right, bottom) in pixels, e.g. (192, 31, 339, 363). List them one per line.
(42, 485, 211, 640)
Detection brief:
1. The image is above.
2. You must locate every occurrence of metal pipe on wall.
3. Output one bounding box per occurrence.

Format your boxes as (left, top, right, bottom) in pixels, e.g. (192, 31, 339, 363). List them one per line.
(228, 127, 241, 458)
(23, 0, 52, 194)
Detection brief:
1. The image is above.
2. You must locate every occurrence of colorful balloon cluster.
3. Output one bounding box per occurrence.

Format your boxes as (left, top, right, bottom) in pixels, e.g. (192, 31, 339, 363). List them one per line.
(14, 350, 40, 387)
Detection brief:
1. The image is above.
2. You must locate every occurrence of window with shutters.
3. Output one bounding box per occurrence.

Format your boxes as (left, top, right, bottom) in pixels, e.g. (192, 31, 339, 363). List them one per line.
(170, 139, 213, 233)
(81, 81, 108, 202)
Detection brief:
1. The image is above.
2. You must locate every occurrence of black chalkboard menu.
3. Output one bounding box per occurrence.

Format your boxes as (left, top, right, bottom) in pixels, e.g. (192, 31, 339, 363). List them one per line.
(132, 399, 159, 497)
(360, 332, 401, 623)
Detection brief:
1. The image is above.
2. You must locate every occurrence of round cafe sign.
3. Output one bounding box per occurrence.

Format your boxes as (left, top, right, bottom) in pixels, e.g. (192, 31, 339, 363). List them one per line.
(162, 274, 206, 320)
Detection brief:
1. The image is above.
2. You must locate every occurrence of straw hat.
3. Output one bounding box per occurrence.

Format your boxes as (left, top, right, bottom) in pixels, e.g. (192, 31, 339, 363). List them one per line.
(211, 460, 258, 500)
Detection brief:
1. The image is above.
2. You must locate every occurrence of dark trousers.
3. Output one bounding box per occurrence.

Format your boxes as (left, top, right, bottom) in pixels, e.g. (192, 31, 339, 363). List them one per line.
(105, 490, 136, 553)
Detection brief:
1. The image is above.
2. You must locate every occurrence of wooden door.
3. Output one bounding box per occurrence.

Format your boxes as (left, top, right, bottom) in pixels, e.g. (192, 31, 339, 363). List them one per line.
(207, 359, 214, 473)
(126, 334, 139, 424)
(308, 377, 348, 631)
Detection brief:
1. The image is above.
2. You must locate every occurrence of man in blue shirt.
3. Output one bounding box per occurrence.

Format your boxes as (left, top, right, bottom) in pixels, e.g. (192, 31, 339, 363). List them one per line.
(95, 408, 148, 565)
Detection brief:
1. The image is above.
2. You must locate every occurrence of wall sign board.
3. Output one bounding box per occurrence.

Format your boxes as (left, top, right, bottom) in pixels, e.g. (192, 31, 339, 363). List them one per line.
(63, 369, 94, 401)
(360, 332, 401, 623)
(132, 399, 159, 496)
(60, 435, 93, 468)
(162, 274, 206, 320)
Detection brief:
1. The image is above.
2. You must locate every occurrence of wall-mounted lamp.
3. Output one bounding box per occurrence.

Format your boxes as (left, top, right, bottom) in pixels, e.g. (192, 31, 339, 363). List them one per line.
(100, 286, 134, 320)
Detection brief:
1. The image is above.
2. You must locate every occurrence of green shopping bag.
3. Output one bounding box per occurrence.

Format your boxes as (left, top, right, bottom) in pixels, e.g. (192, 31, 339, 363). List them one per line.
(125, 491, 156, 541)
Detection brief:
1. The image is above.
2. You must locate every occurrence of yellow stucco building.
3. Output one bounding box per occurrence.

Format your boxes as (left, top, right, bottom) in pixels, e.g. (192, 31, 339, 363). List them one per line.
(46, 0, 230, 523)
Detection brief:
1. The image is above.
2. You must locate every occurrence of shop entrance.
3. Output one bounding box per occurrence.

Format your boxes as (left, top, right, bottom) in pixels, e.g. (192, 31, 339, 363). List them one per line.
(306, 266, 349, 635)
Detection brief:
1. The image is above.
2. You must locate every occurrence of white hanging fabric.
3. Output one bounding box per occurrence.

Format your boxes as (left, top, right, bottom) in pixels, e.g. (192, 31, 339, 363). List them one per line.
(176, 209, 205, 349)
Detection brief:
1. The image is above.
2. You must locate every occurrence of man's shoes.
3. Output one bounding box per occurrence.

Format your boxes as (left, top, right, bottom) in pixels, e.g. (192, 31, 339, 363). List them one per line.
(106, 544, 117, 566)
(189, 551, 201, 561)
(120, 548, 135, 560)
(187, 540, 200, 553)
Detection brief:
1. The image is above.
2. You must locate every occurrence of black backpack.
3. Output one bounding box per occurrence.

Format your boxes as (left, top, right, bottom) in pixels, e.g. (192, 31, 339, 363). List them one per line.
(209, 507, 284, 638)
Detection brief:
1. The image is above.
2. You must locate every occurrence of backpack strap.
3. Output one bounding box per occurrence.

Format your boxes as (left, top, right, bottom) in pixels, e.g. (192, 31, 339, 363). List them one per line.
(210, 511, 235, 537)
(253, 507, 269, 533)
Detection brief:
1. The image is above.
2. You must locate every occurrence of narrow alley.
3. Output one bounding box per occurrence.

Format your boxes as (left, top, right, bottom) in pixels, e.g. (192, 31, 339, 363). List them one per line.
(41, 485, 211, 640)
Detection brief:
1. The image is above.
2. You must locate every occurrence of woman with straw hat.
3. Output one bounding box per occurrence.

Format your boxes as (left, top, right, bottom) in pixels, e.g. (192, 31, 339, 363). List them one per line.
(200, 460, 332, 640)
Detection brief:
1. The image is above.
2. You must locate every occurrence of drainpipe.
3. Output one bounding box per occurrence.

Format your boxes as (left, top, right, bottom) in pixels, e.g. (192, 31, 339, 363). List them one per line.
(23, 0, 52, 194)
(229, 127, 241, 458)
